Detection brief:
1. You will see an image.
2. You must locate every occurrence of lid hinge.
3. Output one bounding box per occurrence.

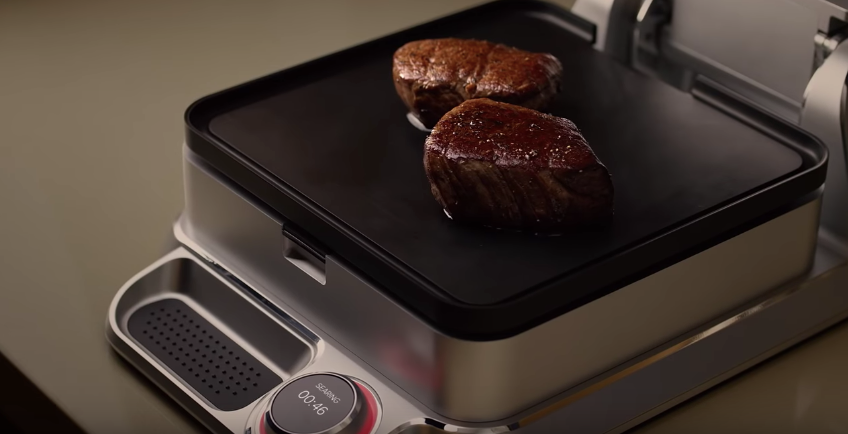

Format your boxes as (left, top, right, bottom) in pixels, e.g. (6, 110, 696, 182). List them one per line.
(631, 0, 848, 122)
(632, 0, 695, 91)
(814, 23, 848, 70)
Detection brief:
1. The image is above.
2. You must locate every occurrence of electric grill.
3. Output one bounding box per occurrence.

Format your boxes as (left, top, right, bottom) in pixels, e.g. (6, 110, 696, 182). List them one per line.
(107, 1, 848, 433)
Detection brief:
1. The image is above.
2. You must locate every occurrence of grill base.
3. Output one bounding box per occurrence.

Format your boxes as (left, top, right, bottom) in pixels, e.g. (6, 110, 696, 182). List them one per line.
(108, 235, 848, 434)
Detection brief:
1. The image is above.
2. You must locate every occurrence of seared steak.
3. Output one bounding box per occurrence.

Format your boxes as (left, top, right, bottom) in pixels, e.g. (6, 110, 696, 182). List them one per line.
(424, 99, 613, 233)
(393, 38, 563, 128)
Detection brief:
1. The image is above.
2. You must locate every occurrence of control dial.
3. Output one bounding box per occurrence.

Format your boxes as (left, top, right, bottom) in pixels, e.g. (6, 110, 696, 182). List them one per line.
(263, 373, 378, 434)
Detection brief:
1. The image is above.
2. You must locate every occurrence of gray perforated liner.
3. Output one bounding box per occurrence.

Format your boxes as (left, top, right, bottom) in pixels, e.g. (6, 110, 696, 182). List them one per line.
(128, 298, 281, 411)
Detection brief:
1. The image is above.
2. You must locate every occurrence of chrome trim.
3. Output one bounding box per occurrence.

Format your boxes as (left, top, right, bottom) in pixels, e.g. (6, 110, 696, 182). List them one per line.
(385, 418, 488, 434)
(802, 36, 848, 240)
(350, 377, 384, 434)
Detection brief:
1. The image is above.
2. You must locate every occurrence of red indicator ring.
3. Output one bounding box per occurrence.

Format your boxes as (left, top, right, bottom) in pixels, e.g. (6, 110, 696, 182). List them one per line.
(353, 381, 379, 434)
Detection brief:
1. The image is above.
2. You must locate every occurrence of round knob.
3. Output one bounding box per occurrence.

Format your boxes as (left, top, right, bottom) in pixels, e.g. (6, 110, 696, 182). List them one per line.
(264, 373, 376, 434)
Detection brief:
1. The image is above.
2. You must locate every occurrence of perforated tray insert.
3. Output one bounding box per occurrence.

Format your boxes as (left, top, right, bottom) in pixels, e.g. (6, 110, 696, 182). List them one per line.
(128, 298, 281, 411)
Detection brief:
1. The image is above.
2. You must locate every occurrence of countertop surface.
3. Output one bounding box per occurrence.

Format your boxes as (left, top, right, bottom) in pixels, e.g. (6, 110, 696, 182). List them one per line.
(1, 0, 848, 433)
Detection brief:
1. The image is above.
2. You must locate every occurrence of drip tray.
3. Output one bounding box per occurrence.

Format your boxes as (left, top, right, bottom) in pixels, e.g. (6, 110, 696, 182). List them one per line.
(128, 299, 281, 410)
(108, 248, 316, 414)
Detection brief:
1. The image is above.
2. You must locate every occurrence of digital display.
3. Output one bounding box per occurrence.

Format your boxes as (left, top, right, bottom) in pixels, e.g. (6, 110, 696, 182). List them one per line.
(269, 374, 356, 434)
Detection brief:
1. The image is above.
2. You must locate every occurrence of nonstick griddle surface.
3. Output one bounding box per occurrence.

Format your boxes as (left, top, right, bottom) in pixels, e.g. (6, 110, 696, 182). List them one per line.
(186, 1, 825, 339)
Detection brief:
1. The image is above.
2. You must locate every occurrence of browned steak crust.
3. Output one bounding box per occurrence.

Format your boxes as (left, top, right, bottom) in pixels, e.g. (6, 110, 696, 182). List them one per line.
(393, 38, 563, 128)
(424, 99, 613, 233)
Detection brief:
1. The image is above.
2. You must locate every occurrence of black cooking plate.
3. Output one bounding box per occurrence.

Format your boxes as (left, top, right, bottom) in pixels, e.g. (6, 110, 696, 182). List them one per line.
(185, 0, 827, 340)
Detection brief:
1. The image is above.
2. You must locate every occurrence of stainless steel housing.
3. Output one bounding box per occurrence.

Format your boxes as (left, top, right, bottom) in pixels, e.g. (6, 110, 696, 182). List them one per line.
(179, 146, 822, 422)
(107, 202, 848, 434)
